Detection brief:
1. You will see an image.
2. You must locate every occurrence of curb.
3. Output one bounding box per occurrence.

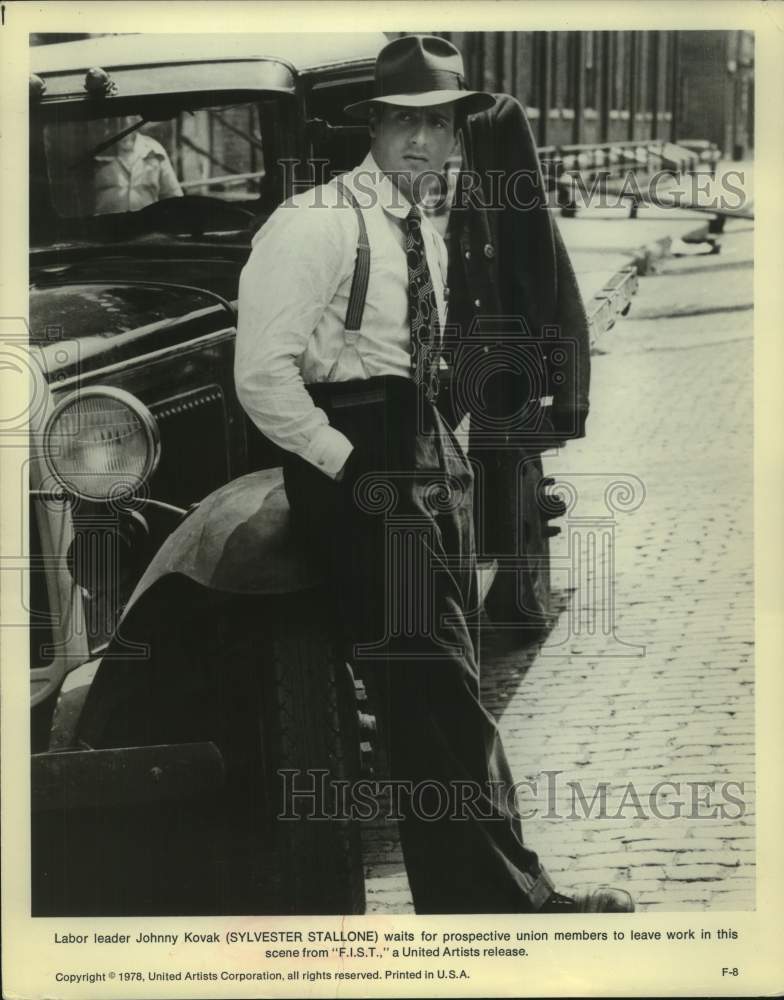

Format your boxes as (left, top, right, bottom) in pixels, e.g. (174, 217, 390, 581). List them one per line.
(632, 234, 673, 277)
(632, 220, 711, 276)
(586, 219, 711, 345)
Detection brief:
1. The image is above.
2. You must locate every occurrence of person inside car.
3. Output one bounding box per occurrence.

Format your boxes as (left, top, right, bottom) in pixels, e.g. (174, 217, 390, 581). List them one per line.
(88, 116, 183, 215)
(236, 34, 633, 914)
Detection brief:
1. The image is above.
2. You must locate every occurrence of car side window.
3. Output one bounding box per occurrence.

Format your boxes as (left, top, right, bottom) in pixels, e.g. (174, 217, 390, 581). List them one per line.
(306, 79, 372, 175)
(175, 103, 266, 199)
(42, 102, 272, 219)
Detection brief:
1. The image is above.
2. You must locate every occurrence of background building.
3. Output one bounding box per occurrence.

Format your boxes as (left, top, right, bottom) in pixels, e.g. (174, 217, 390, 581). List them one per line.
(30, 31, 755, 161)
(393, 30, 754, 158)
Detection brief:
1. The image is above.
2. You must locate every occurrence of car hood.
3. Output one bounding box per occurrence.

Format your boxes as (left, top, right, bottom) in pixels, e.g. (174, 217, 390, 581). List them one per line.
(30, 236, 250, 300)
(30, 280, 236, 381)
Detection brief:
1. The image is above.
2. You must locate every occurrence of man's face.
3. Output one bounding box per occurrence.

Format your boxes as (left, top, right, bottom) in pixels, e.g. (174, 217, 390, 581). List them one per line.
(369, 103, 457, 203)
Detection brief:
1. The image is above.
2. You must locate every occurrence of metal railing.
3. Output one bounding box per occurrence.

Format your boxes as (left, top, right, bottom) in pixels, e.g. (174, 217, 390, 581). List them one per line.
(536, 138, 721, 216)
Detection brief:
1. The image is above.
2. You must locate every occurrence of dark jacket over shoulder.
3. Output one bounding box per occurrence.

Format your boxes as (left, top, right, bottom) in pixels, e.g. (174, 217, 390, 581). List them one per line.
(447, 94, 591, 439)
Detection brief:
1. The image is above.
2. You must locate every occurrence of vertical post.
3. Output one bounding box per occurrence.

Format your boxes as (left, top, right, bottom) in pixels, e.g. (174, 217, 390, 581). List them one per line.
(670, 30, 680, 141)
(249, 106, 256, 180)
(208, 108, 215, 188)
(650, 32, 660, 140)
(495, 31, 506, 92)
(628, 31, 638, 140)
(465, 32, 482, 91)
(731, 31, 742, 159)
(536, 474, 647, 658)
(599, 31, 611, 143)
(572, 33, 585, 144)
(477, 32, 486, 92)
(537, 32, 552, 146)
(174, 114, 182, 179)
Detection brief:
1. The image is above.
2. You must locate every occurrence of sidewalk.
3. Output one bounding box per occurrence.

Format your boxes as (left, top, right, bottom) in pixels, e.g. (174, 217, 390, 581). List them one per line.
(508, 207, 755, 913)
(561, 203, 709, 304)
(363, 160, 756, 914)
(560, 159, 754, 308)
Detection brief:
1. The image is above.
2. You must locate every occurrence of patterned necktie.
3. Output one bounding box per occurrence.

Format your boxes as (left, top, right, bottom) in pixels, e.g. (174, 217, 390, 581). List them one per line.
(405, 206, 440, 403)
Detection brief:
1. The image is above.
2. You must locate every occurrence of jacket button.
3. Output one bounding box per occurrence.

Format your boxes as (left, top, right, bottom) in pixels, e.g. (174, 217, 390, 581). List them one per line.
(474, 298, 481, 308)
(464, 249, 471, 260)
(483, 243, 495, 259)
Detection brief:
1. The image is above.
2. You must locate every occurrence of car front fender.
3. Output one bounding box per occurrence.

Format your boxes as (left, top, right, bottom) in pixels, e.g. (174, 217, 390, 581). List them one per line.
(126, 468, 321, 613)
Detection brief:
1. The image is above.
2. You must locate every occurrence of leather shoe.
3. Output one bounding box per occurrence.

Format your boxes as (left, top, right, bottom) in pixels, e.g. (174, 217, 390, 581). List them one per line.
(540, 888, 635, 913)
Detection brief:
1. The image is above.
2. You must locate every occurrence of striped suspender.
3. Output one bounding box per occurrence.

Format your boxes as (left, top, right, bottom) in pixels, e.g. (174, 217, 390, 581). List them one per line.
(335, 179, 370, 333)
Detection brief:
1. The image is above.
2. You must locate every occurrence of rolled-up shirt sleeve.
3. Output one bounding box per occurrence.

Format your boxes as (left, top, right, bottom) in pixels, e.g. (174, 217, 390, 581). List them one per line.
(235, 198, 356, 478)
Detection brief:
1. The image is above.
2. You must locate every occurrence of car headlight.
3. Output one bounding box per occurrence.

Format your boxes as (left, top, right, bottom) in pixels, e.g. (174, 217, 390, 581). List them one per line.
(43, 387, 160, 502)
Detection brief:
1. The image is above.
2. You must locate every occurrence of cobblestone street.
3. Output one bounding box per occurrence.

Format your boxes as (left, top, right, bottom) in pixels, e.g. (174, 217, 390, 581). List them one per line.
(364, 203, 755, 914)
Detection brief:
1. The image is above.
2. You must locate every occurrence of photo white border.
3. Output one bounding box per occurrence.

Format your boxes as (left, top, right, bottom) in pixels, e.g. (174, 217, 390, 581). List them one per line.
(2, 2, 782, 997)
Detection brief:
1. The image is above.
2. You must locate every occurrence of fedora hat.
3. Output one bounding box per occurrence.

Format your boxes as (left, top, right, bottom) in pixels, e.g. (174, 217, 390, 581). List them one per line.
(344, 35, 496, 119)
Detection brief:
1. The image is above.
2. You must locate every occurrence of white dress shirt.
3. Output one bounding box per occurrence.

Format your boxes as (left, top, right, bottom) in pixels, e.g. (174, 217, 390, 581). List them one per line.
(235, 152, 449, 478)
(92, 133, 183, 215)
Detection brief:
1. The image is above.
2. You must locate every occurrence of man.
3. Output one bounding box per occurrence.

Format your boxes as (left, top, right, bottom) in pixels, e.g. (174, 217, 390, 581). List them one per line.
(236, 34, 632, 914)
(89, 118, 182, 215)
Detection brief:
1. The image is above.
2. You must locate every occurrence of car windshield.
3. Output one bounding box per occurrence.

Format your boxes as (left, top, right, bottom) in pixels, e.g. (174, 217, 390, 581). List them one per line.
(42, 101, 271, 219)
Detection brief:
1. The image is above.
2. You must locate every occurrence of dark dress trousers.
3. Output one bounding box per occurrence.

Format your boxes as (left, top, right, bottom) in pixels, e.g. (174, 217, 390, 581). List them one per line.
(283, 375, 555, 913)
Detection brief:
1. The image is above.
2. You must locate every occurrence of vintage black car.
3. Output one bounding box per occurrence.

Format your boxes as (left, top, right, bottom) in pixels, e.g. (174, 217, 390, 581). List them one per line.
(28, 34, 560, 917)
